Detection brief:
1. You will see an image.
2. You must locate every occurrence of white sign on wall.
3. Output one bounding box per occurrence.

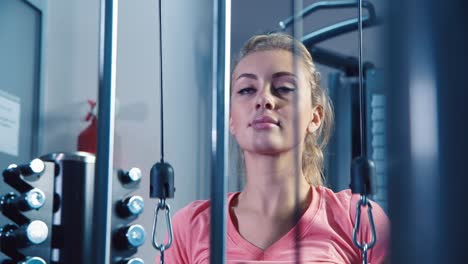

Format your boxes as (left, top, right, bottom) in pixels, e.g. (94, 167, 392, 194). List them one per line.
(0, 90, 20, 156)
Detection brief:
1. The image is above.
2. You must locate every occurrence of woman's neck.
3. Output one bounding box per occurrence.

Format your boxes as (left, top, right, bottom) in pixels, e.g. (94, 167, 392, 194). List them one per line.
(236, 150, 312, 218)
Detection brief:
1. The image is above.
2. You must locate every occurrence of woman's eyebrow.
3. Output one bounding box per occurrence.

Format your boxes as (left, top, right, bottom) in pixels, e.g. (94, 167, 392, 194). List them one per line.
(272, 71, 297, 79)
(235, 73, 257, 81)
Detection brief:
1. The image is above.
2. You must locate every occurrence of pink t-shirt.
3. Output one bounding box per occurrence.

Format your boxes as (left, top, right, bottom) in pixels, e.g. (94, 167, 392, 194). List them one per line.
(164, 186, 389, 263)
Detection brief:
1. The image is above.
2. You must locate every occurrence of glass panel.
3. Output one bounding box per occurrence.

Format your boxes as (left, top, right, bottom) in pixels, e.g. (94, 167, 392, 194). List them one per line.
(0, 0, 41, 166)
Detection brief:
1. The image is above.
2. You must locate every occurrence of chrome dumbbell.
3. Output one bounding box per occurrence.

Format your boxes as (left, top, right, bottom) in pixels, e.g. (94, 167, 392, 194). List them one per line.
(3, 159, 45, 180)
(118, 168, 142, 185)
(0, 220, 49, 248)
(117, 195, 144, 218)
(114, 224, 146, 250)
(19, 256, 47, 264)
(3, 159, 46, 193)
(1, 188, 46, 212)
(2, 256, 47, 264)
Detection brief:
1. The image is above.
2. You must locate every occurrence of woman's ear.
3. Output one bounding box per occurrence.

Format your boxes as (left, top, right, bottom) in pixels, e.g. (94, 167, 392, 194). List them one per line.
(229, 116, 236, 135)
(307, 105, 323, 133)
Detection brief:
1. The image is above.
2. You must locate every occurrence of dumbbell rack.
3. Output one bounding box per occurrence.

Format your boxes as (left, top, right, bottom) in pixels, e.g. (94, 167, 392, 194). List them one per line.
(0, 159, 54, 264)
(1, 153, 146, 264)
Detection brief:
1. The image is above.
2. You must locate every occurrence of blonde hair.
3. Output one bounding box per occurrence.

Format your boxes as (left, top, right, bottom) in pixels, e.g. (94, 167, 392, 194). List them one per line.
(232, 33, 334, 186)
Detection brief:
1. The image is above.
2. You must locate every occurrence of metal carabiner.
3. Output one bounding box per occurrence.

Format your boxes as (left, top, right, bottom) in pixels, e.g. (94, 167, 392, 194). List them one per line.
(151, 198, 173, 264)
(353, 195, 377, 264)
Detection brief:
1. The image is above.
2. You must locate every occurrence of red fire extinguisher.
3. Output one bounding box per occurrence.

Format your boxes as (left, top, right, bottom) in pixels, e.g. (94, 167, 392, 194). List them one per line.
(77, 99, 97, 154)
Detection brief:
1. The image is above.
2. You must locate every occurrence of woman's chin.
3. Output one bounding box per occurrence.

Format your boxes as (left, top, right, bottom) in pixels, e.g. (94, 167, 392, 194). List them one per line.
(237, 136, 292, 155)
(250, 141, 286, 155)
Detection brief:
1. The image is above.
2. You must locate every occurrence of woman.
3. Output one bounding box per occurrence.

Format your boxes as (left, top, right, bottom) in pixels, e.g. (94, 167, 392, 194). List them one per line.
(165, 33, 389, 263)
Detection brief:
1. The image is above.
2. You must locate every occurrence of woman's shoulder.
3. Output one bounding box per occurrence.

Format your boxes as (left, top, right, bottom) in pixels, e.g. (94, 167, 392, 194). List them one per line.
(316, 186, 353, 213)
(316, 186, 389, 237)
(172, 192, 238, 227)
(319, 186, 352, 202)
(316, 186, 390, 263)
(172, 199, 210, 227)
(319, 187, 377, 210)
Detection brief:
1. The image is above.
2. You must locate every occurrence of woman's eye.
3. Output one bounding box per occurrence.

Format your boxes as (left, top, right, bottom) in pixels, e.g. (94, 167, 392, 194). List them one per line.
(275, 86, 296, 94)
(237, 87, 256, 95)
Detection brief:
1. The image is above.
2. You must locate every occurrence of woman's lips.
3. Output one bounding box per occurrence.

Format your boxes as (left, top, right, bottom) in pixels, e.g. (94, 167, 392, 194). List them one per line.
(250, 116, 280, 130)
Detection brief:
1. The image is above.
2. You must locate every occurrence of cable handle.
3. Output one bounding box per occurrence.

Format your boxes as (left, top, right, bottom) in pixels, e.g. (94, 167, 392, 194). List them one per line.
(352, 195, 377, 264)
(151, 198, 173, 264)
(351, 157, 377, 264)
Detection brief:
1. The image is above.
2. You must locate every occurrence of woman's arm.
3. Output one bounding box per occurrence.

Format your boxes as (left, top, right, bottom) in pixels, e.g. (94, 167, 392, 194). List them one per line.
(367, 201, 390, 264)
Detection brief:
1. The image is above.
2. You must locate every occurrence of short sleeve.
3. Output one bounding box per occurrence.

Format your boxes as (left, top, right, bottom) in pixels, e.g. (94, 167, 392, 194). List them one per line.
(349, 194, 390, 264)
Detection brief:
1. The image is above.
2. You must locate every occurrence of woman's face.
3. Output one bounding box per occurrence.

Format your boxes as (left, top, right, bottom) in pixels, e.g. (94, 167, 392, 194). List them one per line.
(230, 49, 321, 155)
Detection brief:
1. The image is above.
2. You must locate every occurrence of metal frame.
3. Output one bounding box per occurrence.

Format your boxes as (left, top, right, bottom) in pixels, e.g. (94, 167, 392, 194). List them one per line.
(387, 0, 468, 263)
(291, 0, 305, 262)
(91, 0, 118, 263)
(209, 0, 231, 263)
(24, 0, 48, 158)
(279, 0, 376, 30)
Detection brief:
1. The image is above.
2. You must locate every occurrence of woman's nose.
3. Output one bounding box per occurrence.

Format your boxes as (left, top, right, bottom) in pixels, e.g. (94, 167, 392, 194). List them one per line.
(255, 93, 274, 110)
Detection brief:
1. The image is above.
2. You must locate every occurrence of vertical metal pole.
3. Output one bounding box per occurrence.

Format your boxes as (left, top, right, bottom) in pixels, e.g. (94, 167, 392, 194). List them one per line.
(210, 0, 230, 263)
(387, 0, 468, 263)
(357, 0, 366, 159)
(387, 1, 439, 263)
(435, 1, 468, 259)
(291, 1, 303, 263)
(92, 0, 118, 263)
